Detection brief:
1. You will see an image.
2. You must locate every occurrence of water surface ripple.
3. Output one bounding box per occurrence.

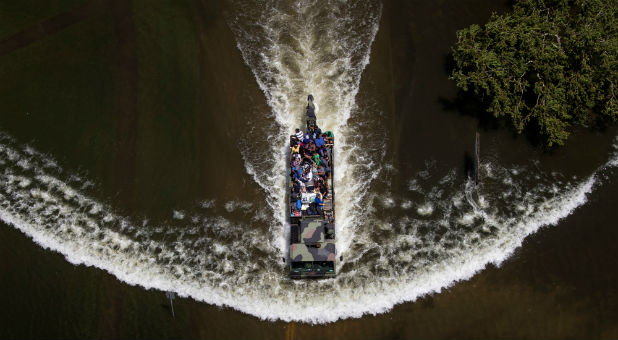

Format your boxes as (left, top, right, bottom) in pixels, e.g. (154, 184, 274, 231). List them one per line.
(1, 0, 617, 324)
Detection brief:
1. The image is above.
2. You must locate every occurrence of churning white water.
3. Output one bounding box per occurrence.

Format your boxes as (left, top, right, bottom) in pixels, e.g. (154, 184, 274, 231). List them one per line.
(1, 0, 618, 324)
(229, 0, 383, 255)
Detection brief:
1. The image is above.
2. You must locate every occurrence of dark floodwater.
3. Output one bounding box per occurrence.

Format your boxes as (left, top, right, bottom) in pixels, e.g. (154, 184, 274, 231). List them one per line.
(1, 0, 617, 338)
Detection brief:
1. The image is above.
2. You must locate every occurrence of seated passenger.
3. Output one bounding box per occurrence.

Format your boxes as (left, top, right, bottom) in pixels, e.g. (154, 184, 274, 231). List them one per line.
(303, 150, 312, 162)
(319, 182, 328, 198)
(315, 193, 324, 215)
(314, 135, 324, 148)
(311, 163, 318, 178)
(322, 159, 331, 177)
(295, 128, 304, 141)
(316, 164, 326, 177)
(324, 131, 334, 144)
(291, 142, 300, 154)
(308, 142, 317, 155)
(323, 153, 331, 166)
(300, 157, 312, 168)
(292, 165, 301, 180)
(306, 201, 319, 215)
(313, 153, 321, 166)
(303, 168, 313, 183)
(314, 180, 324, 197)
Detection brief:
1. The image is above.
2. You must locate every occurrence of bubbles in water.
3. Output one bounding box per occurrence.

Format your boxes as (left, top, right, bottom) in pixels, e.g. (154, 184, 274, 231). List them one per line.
(416, 203, 434, 216)
(173, 210, 185, 220)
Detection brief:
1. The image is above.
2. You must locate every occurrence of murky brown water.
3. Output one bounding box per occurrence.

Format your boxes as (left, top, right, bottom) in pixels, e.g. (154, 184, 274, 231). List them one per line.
(1, 0, 616, 338)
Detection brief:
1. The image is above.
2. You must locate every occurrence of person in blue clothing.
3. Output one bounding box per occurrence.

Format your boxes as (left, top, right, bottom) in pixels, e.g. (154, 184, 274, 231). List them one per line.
(292, 165, 301, 180)
(314, 134, 324, 148)
(314, 134, 325, 157)
(321, 157, 331, 178)
(315, 193, 324, 215)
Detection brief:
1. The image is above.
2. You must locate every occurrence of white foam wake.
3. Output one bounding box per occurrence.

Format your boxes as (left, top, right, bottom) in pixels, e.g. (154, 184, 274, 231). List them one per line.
(230, 0, 383, 255)
(2, 130, 617, 324)
(2, 0, 618, 323)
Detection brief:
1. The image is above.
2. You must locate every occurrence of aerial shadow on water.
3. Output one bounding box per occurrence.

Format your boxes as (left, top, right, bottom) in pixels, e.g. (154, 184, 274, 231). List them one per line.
(463, 151, 474, 179)
(438, 52, 618, 151)
(438, 52, 550, 149)
(438, 54, 504, 129)
(437, 89, 501, 130)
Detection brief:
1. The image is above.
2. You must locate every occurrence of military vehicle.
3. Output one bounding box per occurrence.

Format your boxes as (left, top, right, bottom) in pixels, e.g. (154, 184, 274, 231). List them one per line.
(288, 95, 336, 278)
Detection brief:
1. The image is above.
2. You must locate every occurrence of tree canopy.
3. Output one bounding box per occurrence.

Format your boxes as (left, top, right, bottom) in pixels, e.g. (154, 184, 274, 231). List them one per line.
(450, 0, 618, 146)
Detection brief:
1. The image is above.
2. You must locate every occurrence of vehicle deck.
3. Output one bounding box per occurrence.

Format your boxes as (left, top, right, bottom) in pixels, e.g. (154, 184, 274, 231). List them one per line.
(288, 95, 336, 279)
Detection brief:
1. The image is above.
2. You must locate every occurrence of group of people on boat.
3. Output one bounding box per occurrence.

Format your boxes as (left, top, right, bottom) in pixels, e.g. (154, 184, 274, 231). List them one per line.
(289, 125, 334, 217)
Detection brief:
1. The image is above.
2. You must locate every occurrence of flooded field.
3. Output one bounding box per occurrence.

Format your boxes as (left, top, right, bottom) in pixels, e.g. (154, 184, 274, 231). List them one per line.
(1, 0, 616, 338)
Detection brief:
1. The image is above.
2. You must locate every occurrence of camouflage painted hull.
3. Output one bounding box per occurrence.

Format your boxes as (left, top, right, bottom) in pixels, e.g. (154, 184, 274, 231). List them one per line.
(288, 96, 336, 279)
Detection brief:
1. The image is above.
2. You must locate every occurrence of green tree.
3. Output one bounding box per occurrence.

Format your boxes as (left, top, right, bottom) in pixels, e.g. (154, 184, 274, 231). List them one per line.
(450, 0, 618, 146)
